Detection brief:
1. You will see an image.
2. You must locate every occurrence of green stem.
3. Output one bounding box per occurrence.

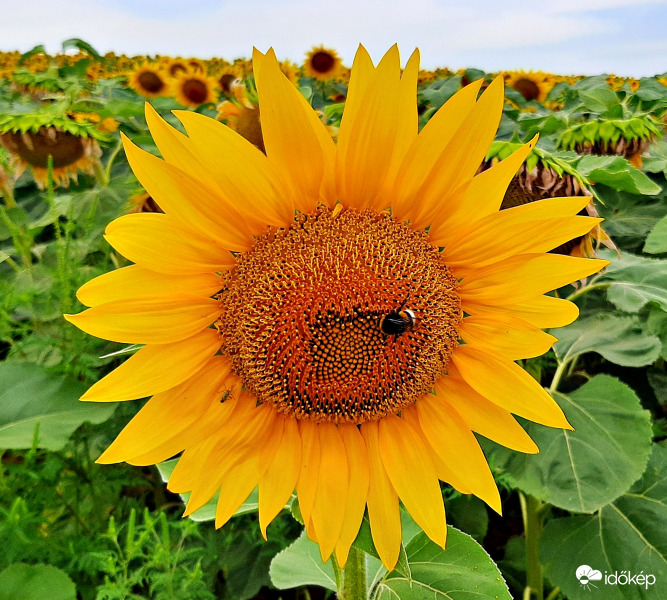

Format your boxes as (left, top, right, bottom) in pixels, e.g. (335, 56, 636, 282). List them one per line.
(549, 360, 568, 394)
(565, 282, 609, 303)
(544, 587, 561, 600)
(0, 181, 16, 209)
(104, 138, 124, 181)
(340, 546, 367, 600)
(93, 158, 109, 187)
(520, 493, 544, 600)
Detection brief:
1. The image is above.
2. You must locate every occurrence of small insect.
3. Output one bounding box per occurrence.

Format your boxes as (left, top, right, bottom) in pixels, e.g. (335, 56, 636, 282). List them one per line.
(379, 295, 417, 336)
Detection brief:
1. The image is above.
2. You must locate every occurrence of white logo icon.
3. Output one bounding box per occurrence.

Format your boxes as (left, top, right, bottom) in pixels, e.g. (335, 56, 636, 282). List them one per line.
(576, 565, 603, 590)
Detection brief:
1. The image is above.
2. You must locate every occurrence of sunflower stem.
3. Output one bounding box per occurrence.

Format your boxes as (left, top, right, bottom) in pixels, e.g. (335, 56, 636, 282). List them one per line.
(520, 492, 544, 600)
(548, 360, 568, 394)
(565, 282, 609, 303)
(0, 181, 16, 209)
(340, 546, 367, 600)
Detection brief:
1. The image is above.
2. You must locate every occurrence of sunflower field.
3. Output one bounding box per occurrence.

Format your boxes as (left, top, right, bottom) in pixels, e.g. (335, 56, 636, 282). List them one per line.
(1, 38, 666, 600)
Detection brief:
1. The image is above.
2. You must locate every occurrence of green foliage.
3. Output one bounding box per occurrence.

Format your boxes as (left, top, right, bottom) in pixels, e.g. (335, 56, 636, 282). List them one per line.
(490, 376, 653, 513)
(0, 563, 76, 600)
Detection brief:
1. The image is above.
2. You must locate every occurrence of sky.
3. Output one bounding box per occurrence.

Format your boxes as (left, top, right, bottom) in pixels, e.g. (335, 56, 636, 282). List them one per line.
(1, 0, 666, 76)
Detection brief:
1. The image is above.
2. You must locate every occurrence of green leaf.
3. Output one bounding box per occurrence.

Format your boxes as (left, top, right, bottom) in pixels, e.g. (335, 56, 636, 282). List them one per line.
(598, 250, 667, 313)
(0, 564, 76, 600)
(421, 77, 462, 109)
(644, 214, 667, 254)
(541, 443, 667, 600)
(0, 362, 117, 450)
(61, 38, 103, 61)
(491, 375, 652, 513)
(376, 528, 512, 600)
(269, 529, 337, 592)
(551, 312, 662, 367)
(156, 459, 260, 521)
(578, 88, 619, 112)
(576, 155, 662, 195)
(445, 495, 489, 543)
(646, 306, 667, 359)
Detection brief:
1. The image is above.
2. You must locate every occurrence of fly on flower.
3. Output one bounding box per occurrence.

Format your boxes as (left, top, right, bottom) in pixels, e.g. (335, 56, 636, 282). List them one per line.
(65, 45, 608, 571)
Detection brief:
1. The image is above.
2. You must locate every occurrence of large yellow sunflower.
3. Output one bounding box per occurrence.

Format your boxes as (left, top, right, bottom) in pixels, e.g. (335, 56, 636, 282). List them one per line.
(65, 46, 607, 571)
(171, 71, 219, 108)
(127, 63, 169, 99)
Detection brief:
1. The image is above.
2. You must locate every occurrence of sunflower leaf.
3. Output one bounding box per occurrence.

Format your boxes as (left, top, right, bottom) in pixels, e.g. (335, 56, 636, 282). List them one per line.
(598, 250, 667, 313)
(0, 362, 116, 451)
(551, 312, 662, 367)
(575, 155, 661, 195)
(644, 214, 667, 254)
(540, 443, 667, 600)
(269, 529, 337, 592)
(375, 527, 512, 600)
(0, 564, 76, 600)
(489, 375, 653, 513)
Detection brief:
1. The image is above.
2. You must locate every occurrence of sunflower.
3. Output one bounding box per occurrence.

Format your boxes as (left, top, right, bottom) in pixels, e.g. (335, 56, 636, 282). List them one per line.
(304, 45, 344, 81)
(504, 70, 554, 102)
(65, 46, 607, 571)
(172, 71, 219, 108)
(127, 63, 169, 98)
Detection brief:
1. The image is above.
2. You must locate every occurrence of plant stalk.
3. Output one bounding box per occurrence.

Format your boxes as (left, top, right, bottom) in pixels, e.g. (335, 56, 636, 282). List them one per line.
(521, 492, 544, 600)
(340, 546, 367, 600)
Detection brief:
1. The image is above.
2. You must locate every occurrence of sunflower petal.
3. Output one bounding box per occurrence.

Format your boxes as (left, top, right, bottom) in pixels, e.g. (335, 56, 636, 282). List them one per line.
(259, 416, 301, 539)
(459, 313, 557, 360)
(452, 345, 572, 429)
(360, 421, 401, 571)
(121, 133, 252, 250)
(81, 329, 220, 402)
(254, 49, 336, 212)
(416, 397, 502, 513)
(97, 356, 231, 464)
(76, 266, 223, 307)
(335, 424, 370, 567)
(379, 415, 447, 547)
(464, 294, 580, 329)
(311, 424, 349, 562)
(65, 296, 221, 344)
(104, 213, 236, 275)
(296, 422, 321, 529)
(434, 368, 538, 453)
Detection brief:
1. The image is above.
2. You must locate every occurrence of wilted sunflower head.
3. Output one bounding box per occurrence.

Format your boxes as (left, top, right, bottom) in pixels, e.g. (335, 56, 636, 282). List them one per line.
(127, 63, 169, 98)
(66, 45, 608, 571)
(304, 45, 344, 81)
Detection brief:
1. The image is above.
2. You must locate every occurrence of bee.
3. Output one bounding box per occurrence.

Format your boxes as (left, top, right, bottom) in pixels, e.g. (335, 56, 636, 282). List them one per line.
(379, 295, 417, 336)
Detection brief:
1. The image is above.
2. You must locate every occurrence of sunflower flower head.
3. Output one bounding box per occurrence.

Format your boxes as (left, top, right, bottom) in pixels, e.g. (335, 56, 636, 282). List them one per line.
(66, 45, 608, 571)
(304, 45, 344, 81)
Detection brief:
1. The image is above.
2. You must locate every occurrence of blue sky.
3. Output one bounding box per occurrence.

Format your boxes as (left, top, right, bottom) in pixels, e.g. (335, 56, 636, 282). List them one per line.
(2, 0, 666, 76)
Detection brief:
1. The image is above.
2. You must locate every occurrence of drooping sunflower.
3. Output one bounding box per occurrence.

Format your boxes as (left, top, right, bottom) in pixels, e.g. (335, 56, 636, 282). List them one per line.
(65, 46, 607, 571)
(172, 71, 219, 108)
(127, 62, 170, 99)
(304, 45, 344, 81)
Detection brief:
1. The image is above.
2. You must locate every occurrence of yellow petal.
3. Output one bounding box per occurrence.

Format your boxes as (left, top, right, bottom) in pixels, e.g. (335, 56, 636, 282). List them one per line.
(121, 133, 252, 250)
(459, 313, 557, 360)
(402, 406, 471, 494)
(81, 329, 220, 402)
(428, 137, 538, 243)
(336, 45, 375, 199)
(254, 48, 336, 212)
(335, 424, 370, 568)
(65, 297, 221, 344)
(393, 79, 483, 223)
(457, 254, 610, 304)
(434, 368, 538, 454)
(259, 416, 301, 539)
(416, 397, 502, 513)
(452, 345, 572, 429)
(360, 421, 401, 571)
(379, 415, 447, 548)
(337, 45, 401, 210)
(443, 214, 602, 268)
(463, 294, 579, 329)
(77, 266, 222, 307)
(296, 421, 321, 528)
(97, 356, 231, 464)
(400, 77, 505, 229)
(311, 424, 348, 562)
(104, 213, 236, 275)
(173, 110, 294, 230)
